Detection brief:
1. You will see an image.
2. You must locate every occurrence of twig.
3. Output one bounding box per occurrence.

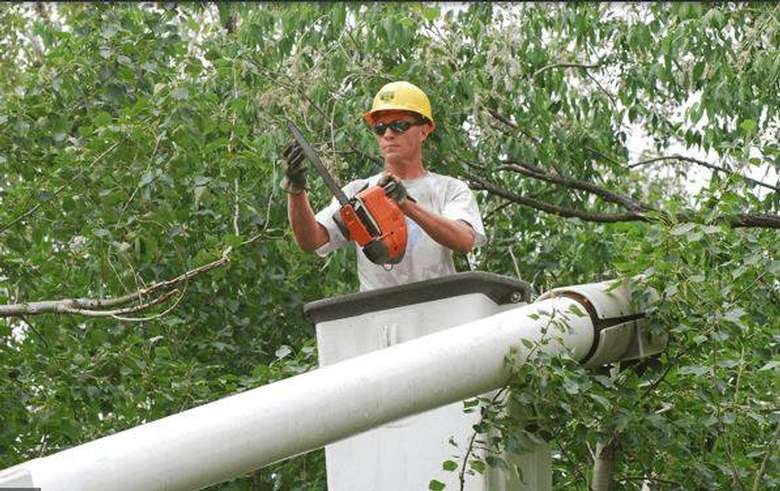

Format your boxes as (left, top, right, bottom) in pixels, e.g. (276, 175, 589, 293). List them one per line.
(60, 289, 180, 318)
(20, 315, 48, 348)
(508, 245, 522, 281)
(583, 145, 623, 167)
(583, 70, 618, 108)
(121, 133, 163, 217)
(555, 440, 589, 490)
(111, 283, 187, 322)
(483, 199, 514, 223)
(628, 155, 779, 192)
(233, 178, 240, 236)
(458, 384, 511, 490)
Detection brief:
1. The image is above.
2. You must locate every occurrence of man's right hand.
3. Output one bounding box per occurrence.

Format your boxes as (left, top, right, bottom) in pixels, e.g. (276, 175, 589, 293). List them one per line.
(281, 139, 307, 195)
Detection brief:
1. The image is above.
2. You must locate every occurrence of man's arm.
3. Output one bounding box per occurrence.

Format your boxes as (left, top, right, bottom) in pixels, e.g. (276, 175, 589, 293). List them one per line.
(287, 192, 330, 252)
(399, 200, 476, 254)
(281, 139, 330, 252)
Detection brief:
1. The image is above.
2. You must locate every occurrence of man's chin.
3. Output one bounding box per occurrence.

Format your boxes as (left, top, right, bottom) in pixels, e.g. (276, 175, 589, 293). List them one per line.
(383, 154, 405, 166)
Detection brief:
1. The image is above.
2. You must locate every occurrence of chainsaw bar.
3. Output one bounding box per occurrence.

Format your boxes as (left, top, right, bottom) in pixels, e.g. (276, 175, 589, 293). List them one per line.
(287, 121, 349, 206)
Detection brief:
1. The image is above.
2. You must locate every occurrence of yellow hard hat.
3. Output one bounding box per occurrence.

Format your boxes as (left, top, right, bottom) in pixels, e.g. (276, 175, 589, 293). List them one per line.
(364, 81, 434, 126)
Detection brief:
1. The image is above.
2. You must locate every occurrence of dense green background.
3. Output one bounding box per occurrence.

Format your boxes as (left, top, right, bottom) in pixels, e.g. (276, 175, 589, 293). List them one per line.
(1, 3, 778, 489)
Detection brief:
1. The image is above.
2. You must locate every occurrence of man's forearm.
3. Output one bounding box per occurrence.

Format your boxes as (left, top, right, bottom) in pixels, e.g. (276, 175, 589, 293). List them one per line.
(400, 201, 476, 254)
(288, 193, 329, 252)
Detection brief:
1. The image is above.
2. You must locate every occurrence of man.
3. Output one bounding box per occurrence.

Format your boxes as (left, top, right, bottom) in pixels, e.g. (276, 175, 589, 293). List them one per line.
(282, 81, 486, 291)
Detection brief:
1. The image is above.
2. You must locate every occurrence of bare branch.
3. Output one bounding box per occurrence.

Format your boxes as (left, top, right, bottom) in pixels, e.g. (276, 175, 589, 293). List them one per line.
(466, 172, 647, 223)
(0, 228, 285, 319)
(629, 155, 779, 192)
(467, 172, 780, 229)
(2, 288, 182, 319)
(728, 213, 780, 229)
(499, 160, 652, 213)
(0, 254, 228, 317)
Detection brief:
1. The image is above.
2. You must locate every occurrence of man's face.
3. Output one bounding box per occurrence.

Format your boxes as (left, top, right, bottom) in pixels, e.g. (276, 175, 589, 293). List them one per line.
(371, 110, 433, 165)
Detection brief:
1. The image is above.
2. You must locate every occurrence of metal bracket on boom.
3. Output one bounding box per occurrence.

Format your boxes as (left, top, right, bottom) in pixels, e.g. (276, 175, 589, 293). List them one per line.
(537, 278, 667, 368)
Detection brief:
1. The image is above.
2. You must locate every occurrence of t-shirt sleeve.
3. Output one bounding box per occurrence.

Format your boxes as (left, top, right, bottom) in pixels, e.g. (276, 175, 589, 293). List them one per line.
(442, 179, 488, 247)
(313, 179, 367, 257)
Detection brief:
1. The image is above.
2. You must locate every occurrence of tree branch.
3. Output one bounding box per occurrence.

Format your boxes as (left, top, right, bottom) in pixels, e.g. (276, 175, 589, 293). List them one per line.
(466, 172, 647, 223)
(467, 172, 780, 229)
(0, 251, 230, 318)
(629, 155, 779, 192)
(0, 226, 285, 320)
(728, 213, 780, 228)
(499, 160, 652, 213)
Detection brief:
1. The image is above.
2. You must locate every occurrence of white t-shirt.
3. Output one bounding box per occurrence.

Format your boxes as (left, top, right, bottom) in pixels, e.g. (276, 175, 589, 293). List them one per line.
(314, 171, 487, 291)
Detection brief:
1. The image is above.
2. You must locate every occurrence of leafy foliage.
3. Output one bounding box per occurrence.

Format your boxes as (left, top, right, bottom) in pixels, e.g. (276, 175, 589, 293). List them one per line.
(1, 3, 778, 489)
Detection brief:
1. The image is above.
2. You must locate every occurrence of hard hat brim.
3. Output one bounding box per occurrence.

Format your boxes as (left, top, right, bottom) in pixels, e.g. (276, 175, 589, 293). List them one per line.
(364, 107, 435, 126)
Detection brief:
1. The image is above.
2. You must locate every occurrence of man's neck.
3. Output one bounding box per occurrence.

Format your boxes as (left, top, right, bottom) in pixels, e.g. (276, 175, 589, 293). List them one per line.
(385, 158, 427, 180)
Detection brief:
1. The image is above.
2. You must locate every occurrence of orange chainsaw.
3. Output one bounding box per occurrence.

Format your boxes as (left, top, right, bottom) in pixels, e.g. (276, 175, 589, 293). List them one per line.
(287, 121, 408, 265)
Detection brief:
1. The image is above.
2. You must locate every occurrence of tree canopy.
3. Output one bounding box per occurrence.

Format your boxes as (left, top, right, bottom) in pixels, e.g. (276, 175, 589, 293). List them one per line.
(1, 3, 778, 489)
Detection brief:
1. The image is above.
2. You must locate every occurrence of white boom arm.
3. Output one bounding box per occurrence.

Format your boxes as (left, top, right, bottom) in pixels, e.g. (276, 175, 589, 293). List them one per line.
(0, 279, 664, 491)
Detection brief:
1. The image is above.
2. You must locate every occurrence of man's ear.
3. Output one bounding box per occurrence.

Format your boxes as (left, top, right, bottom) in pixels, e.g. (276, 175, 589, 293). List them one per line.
(420, 122, 435, 141)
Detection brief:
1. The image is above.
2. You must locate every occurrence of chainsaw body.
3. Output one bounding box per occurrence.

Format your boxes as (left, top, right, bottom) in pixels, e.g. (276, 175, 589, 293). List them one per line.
(335, 185, 408, 265)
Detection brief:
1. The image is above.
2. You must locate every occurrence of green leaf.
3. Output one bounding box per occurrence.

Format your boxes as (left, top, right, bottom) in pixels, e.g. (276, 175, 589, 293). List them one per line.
(422, 6, 440, 22)
(469, 459, 486, 474)
(589, 393, 611, 408)
(428, 479, 446, 490)
(224, 234, 243, 248)
(567, 304, 586, 317)
(739, 119, 756, 133)
(463, 398, 479, 408)
(442, 460, 458, 472)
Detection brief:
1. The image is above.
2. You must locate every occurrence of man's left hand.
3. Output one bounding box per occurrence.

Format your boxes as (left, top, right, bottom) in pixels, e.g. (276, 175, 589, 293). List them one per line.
(378, 173, 412, 206)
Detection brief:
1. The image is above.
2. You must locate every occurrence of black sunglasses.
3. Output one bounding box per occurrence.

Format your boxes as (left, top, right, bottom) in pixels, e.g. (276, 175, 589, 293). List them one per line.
(371, 119, 426, 136)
